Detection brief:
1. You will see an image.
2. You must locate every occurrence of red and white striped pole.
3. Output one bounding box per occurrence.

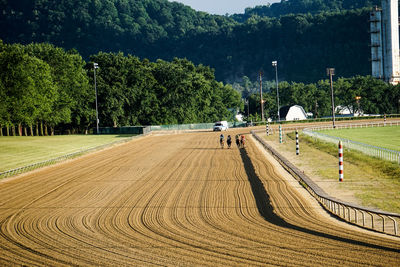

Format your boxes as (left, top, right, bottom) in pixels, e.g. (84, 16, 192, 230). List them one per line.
(339, 141, 343, 182)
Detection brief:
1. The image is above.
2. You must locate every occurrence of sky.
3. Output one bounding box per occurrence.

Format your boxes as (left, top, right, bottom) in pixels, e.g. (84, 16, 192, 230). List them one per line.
(168, 0, 280, 15)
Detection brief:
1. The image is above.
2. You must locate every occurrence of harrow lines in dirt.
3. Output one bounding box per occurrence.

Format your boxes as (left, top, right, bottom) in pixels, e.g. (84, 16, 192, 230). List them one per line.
(0, 131, 399, 266)
(129, 136, 262, 265)
(245, 138, 400, 266)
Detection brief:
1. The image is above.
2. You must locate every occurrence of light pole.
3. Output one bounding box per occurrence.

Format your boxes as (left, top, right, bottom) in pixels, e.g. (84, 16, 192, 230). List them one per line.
(259, 71, 264, 122)
(93, 62, 99, 134)
(327, 68, 335, 128)
(245, 98, 250, 119)
(272, 61, 280, 121)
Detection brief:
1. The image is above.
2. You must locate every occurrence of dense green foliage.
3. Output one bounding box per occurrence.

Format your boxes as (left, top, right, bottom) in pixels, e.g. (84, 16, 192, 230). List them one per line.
(0, 0, 376, 83)
(234, 75, 400, 121)
(1, 0, 398, 134)
(0, 42, 241, 135)
(0, 0, 236, 61)
(90, 52, 241, 126)
(0, 41, 92, 135)
(231, 0, 380, 21)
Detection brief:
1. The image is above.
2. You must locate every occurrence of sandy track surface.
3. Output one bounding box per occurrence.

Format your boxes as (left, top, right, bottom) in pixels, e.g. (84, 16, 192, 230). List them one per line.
(0, 131, 399, 266)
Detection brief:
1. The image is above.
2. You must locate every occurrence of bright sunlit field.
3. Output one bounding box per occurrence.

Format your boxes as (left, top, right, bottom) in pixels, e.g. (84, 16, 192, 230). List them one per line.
(319, 125, 400, 151)
(0, 135, 135, 172)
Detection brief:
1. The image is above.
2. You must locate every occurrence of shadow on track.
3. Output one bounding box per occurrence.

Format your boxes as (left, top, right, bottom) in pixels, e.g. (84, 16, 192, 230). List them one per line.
(239, 147, 399, 252)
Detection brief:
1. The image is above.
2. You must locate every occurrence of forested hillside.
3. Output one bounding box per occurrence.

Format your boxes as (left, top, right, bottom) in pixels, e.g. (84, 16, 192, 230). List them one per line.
(231, 0, 380, 22)
(0, 0, 236, 60)
(0, 0, 377, 83)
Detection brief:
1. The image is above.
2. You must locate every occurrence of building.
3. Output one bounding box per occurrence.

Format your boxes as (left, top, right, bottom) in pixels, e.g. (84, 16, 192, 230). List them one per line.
(335, 106, 363, 117)
(279, 105, 307, 121)
(370, 0, 400, 84)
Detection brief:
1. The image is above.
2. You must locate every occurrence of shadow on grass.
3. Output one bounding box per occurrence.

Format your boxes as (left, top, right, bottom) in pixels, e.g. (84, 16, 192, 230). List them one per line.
(239, 147, 399, 252)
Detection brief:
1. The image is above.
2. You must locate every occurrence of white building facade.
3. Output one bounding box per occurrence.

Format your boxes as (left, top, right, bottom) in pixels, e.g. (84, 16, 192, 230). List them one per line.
(279, 105, 307, 121)
(370, 0, 400, 84)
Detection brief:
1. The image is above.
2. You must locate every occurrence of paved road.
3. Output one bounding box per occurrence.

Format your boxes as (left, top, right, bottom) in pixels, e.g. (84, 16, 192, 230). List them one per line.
(0, 131, 399, 266)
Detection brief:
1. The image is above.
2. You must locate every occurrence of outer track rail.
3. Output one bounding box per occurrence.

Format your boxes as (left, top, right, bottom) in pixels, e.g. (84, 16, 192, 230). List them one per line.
(252, 129, 400, 237)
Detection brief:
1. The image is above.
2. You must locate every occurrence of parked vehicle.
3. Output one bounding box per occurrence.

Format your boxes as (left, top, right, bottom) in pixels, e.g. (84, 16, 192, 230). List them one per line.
(213, 121, 228, 131)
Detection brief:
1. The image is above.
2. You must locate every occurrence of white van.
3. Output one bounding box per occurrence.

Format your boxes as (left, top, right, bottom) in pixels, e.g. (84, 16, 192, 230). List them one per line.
(213, 121, 228, 131)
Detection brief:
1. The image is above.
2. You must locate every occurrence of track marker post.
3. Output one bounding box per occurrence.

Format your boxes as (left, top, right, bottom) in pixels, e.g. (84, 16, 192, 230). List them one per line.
(296, 130, 299, 155)
(266, 122, 269, 136)
(339, 141, 343, 182)
(279, 125, 282, 143)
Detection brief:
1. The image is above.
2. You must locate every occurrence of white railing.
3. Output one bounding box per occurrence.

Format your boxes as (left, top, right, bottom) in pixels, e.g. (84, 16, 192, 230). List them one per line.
(252, 130, 400, 236)
(303, 121, 400, 164)
(0, 135, 142, 179)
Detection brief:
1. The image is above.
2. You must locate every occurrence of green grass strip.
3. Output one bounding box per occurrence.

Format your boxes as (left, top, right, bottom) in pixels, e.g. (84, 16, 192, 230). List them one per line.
(318, 125, 400, 151)
(0, 135, 135, 172)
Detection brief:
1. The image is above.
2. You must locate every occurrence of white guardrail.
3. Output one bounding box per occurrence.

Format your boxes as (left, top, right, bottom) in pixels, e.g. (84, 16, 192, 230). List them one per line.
(252, 129, 400, 237)
(0, 135, 142, 179)
(303, 121, 400, 164)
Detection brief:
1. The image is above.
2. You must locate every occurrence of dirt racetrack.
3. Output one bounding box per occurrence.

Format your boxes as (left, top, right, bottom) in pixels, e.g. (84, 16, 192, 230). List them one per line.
(0, 130, 399, 266)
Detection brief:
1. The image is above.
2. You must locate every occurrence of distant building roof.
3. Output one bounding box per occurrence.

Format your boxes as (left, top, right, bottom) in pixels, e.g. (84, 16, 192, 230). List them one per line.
(279, 105, 307, 121)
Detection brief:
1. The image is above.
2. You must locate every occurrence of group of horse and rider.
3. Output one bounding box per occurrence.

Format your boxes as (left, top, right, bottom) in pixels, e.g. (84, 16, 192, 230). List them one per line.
(219, 133, 245, 149)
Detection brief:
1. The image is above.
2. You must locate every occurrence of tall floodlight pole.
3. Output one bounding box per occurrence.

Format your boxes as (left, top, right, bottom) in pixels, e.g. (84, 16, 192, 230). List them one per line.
(272, 61, 280, 121)
(93, 62, 99, 134)
(259, 71, 264, 122)
(327, 68, 336, 128)
(246, 98, 250, 119)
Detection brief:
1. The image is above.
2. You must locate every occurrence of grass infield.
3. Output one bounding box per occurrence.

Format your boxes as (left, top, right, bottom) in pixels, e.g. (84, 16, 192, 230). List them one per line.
(0, 134, 135, 172)
(319, 125, 400, 151)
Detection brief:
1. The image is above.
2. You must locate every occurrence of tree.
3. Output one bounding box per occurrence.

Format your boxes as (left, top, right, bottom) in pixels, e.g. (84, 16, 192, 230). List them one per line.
(0, 0, 375, 84)
(25, 43, 92, 134)
(0, 43, 56, 136)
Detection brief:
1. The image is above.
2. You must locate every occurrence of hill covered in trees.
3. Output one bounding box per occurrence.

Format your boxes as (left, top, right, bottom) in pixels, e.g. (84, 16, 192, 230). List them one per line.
(231, 0, 380, 22)
(0, 0, 379, 83)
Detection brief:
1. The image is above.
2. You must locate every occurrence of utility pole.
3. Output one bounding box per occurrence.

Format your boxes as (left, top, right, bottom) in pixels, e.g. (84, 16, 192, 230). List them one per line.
(259, 70, 264, 122)
(94, 62, 99, 134)
(327, 68, 336, 128)
(272, 61, 280, 121)
(246, 98, 249, 119)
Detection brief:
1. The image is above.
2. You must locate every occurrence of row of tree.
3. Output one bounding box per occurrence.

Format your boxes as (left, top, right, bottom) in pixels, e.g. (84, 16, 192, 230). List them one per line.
(0, 41, 92, 136)
(234, 75, 400, 121)
(90, 52, 241, 127)
(0, 0, 380, 83)
(1, 40, 399, 136)
(0, 41, 241, 136)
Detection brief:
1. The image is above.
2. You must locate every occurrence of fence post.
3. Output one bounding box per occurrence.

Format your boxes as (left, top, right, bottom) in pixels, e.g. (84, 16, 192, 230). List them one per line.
(296, 130, 299, 155)
(339, 141, 344, 182)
